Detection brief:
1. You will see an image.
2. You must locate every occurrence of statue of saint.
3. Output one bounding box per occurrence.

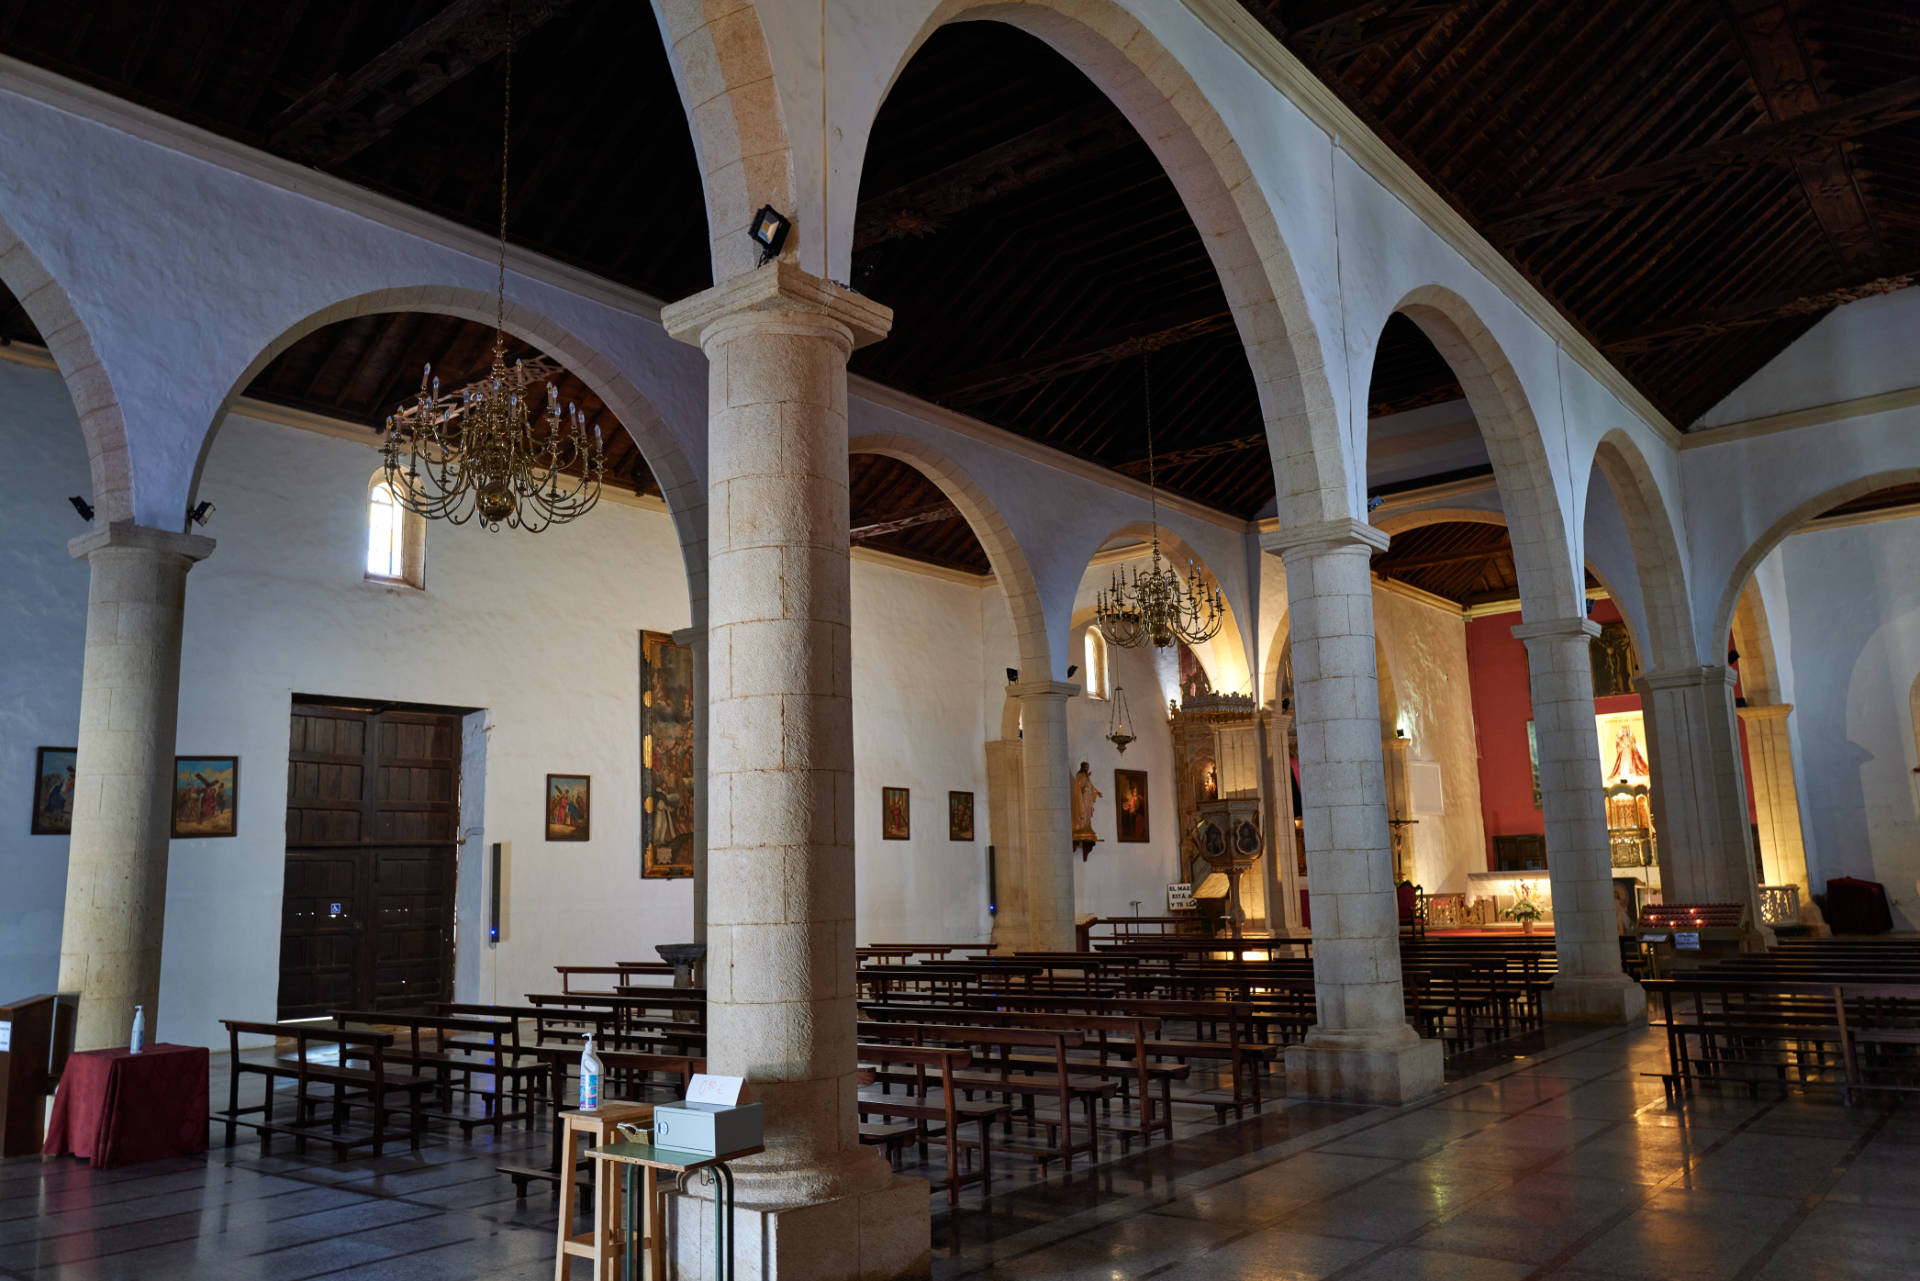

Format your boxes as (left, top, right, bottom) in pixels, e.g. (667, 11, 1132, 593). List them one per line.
(1071, 761, 1102, 840)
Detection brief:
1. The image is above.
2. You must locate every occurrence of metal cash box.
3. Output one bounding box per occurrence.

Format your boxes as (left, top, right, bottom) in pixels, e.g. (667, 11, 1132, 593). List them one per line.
(651, 1100, 765, 1156)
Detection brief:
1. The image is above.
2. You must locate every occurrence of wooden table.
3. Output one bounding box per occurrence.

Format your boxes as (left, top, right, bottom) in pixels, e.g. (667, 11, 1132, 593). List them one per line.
(586, 1140, 763, 1281)
(43, 1043, 208, 1169)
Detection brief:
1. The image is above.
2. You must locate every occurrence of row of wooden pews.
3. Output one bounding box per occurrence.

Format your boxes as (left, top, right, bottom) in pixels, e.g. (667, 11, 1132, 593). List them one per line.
(1644, 934, 1920, 1102)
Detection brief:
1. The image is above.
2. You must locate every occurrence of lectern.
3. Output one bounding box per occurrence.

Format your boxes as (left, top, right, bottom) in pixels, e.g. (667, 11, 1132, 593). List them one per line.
(0, 993, 57, 1157)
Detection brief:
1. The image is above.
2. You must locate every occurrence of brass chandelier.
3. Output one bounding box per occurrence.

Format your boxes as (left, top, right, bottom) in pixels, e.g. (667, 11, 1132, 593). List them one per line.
(381, 6, 604, 532)
(1093, 359, 1226, 648)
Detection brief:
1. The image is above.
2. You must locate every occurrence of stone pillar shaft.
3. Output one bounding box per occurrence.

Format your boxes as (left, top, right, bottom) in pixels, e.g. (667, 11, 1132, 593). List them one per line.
(1008, 681, 1077, 953)
(1636, 665, 1763, 922)
(1261, 711, 1303, 932)
(671, 624, 710, 943)
(1513, 617, 1644, 1024)
(1264, 520, 1441, 1104)
(1738, 702, 1824, 932)
(982, 738, 1027, 950)
(59, 522, 213, 1051)
(663, 266, 894, 1205)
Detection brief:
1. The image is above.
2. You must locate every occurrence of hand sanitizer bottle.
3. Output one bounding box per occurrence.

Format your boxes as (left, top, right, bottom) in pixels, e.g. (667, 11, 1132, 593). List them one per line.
(579, 1033, 603, 1111)
(130, 1005, 146, 1054)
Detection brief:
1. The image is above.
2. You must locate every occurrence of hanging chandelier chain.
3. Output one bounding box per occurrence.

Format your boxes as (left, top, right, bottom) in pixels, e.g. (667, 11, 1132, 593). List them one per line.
(495, 0, 513, 341)
(1090, 349, 1223, 649)
(377, 0, 604, 534)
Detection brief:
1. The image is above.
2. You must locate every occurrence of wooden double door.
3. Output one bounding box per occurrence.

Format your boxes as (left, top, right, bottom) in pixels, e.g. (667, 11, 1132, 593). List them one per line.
(277, 701, 463, 1019)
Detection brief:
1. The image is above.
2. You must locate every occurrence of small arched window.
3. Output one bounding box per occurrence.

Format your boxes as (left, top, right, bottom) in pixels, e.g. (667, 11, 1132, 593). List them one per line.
(366, 471, 425, 588)
(1084, 626, 1110, 700)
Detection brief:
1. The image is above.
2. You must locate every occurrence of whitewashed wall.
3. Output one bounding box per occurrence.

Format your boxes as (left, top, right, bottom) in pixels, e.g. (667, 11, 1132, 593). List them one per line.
(0, 358, 90, 998)
(851, 560, 993, 943)
(1066, 626, 1183, 921)
(0, 358, 1017, 1044)
(1773, 513, 1920, 929)
(1373, 585, 1486, 895)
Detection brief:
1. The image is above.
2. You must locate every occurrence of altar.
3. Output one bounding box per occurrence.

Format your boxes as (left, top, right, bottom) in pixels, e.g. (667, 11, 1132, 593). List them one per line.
(1464, 871, 1553, 927)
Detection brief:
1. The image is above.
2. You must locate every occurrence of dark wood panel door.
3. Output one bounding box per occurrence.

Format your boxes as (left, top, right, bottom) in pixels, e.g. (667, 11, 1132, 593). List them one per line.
(278, 703, 462, 1018)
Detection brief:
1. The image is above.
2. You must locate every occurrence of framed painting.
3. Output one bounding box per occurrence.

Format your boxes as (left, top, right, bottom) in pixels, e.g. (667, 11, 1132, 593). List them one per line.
(547, 774, 591, 842)
(1526, 720, 1542, 808)
(882, 787, 910, 840)
(173, 756, 239, 838)
(948, 790, 974, 842)
(641, 630, 695, 878)
(1114, 768, 1150, 843)
(30, 746, 77, 835)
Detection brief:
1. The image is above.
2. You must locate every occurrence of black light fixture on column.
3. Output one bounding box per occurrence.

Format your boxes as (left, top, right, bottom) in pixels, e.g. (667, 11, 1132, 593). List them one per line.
(750, 206, 792, 265)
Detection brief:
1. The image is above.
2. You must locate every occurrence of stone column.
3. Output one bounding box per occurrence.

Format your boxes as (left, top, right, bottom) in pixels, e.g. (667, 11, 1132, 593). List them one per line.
(983, 738, 1027, 950)
(1737, 702, 1826, 933)
(1007, 680, 1078, 952)
(1260, 710, 1305, 934)
(58, 522, 214, 1051)
(1262, 520, 1442, 1104)
(661, 264, 927, 1281)
(1635, 665, 1766, 934)
(1512, 617, 1645, 1024)
(670, 625, 710, 943)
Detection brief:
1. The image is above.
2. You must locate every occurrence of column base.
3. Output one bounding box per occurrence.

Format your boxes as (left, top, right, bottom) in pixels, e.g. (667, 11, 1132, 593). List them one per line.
(667, 1173, 930, 1281)
(1284, 1025, 1444, 1106)
(1542, 974, 1647, 1025)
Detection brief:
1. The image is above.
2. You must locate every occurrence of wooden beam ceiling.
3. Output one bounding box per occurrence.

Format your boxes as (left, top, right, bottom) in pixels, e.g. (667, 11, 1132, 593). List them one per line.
(852, 100, 1138, 252)
(271, 0, 574, 167)
(1485, 75, 1920, 244)
(937, 313, 1236, 406)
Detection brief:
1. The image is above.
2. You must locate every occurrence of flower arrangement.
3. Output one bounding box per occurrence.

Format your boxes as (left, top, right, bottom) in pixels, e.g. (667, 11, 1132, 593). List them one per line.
(1501, 883, 1545, 932)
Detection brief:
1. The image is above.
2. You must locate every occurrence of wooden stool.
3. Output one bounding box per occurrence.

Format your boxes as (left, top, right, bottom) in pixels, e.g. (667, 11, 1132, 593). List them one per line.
(554, 1103, 654, 1280)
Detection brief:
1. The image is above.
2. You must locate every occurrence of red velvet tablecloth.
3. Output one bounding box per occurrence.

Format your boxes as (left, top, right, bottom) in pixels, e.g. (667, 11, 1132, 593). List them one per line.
(43, 1043, 209, 1169)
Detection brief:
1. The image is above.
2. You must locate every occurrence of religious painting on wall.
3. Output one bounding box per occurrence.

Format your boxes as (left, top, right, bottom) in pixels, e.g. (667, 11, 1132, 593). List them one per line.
(1595, 710, 1652, 787)
(641, 630, 695, 878)
(882, 787, 910, 840)
(1114, 769, 1150, 842)
(1177, 642, 1215, 704)
(1525, 721, 1541, 808)
(948, 791, 974, 841)
(30, 746, 77, 835)
(1589, 622, 1640, 699)
(173, 756, 238, 838)
(547, 774, 591, 842)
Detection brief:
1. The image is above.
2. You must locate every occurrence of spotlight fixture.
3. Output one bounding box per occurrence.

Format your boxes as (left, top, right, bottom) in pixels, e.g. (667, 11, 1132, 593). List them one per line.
(68, 495, 94, 521)
(188, 501, 215, 527)
(1727, 648, 1740, 667)
(1005, 668, 1019, 684)
(1066, 664, 1079, 679)
(750, 205, 791, 266)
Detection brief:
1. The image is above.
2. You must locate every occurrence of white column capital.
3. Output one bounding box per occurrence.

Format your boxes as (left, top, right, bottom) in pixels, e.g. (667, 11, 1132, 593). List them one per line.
(1260, 517, 1390, 560)
(669, 625, 706, 650)
(1511, 615, 1601, 644)
(1006, 679, 1081, 703)
(1737, 701, 1794, 722)
(1634, 664, 1738, 694)
(660, 261, 893, 352)
(69, 520, 215, 565)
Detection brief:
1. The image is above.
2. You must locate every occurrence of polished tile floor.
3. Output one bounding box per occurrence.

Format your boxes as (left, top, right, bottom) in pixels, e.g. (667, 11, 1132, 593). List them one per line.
(3, 1025, 1914, 1280)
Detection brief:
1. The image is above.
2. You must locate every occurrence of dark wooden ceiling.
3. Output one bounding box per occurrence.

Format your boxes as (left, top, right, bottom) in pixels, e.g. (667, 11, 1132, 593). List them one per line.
(1246, 0, 1920, 426)
(1, 2, 1912, 571)
(1372, 519, 1603, 605)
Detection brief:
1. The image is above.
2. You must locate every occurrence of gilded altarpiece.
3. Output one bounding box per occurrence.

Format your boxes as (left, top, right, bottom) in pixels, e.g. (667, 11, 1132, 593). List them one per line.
(641, 630, 696, 879)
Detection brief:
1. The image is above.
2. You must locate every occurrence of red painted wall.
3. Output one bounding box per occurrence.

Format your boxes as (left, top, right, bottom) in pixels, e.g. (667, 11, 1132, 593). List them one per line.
(1464, 600, 1757, 872)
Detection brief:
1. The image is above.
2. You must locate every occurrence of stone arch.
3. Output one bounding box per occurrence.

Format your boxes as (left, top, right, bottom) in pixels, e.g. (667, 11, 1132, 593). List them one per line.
(1074, 521, 1254, 698)
(848, 431, 1052, 676)
(1587, 429, 1692, 671)
(0, 215, 136, 523)
(851, 0, 1348, 529)
(649, 1, 797, 280)
(1712, 467, 1920, 656)
(190, 286, 709, 624)
(1730, 582, 1783, 703)
(1384, 285, 1581, 623)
